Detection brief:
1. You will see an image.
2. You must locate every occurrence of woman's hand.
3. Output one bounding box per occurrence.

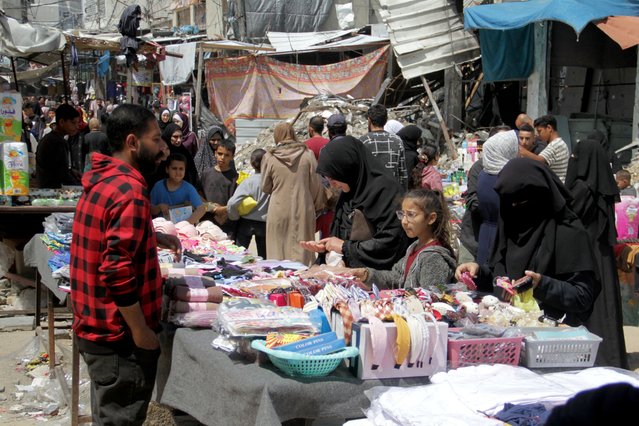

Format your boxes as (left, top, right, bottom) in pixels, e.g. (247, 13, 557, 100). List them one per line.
(524, 270, 542, 288)
(299, 240, 326, 253)
(319, 237, 345, 254)
(455, 262, 480, 281)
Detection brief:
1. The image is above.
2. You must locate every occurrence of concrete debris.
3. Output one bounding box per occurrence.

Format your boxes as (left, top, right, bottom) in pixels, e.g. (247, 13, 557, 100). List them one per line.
(233, 95, 426, 173)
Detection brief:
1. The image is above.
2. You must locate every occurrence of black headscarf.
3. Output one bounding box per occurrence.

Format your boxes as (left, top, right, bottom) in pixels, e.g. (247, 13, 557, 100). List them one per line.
(316, 135, 405, 268)
(490, 158, 595, 279)
(565, 138, 620, 245)
(317, 135, 401, 226)
(587, 129, 622, 173)
(161, 123, 199, 186)
(397, 125, 421, 182)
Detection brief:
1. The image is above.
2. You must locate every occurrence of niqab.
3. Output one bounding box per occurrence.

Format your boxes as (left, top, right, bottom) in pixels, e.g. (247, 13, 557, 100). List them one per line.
(565, 138, 620, 245)
(490, 158, 594, 279)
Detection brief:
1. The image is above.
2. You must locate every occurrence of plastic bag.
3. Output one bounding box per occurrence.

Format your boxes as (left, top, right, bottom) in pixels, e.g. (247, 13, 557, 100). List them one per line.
(512, 288, 540, 312)
(0, 241, 15, 276)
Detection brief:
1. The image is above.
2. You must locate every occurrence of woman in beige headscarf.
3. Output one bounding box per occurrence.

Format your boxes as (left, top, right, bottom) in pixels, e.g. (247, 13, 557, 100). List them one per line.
(261, 122, 326, 265)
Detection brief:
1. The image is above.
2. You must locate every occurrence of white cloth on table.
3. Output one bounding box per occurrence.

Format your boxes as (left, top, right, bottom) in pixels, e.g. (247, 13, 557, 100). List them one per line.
(364, 364, 639, 425)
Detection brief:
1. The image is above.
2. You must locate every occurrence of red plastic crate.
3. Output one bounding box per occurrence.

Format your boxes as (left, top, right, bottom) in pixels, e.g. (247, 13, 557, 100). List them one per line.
(448, 334, 523, 369)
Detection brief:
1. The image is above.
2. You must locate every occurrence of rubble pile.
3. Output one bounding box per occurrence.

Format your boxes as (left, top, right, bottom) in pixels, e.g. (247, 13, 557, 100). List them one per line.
(233, 95, 426, 172)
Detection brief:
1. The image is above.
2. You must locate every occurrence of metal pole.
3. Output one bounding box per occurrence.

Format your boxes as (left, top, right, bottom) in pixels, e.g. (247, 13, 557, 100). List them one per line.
(194, 43, 204, 133)
(60, 51, 70, 103)
(10, 57, 20, 92)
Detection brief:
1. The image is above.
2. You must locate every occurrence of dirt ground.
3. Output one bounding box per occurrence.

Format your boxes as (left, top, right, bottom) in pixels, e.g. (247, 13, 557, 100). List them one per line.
(0, 326, 637, 425)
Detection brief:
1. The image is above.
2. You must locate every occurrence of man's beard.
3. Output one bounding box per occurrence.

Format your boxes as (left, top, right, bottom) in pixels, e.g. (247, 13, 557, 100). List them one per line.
(136, 142, 162, 175)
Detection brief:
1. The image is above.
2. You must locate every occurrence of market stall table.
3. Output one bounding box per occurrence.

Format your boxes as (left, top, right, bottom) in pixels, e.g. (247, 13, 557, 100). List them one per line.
(20, 233, 89, 425)
(160, 328, 430, 426)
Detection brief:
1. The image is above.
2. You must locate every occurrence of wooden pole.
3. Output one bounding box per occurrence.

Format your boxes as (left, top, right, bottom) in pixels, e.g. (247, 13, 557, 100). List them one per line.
(464, 72, 483, 110)
(420, 75, 457, 160)
(194, 43, 204, 133)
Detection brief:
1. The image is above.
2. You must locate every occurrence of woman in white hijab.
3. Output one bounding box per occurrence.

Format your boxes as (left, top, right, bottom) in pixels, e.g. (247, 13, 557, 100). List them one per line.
(475, 130, 519, 264)
(384, 119, 404, 134)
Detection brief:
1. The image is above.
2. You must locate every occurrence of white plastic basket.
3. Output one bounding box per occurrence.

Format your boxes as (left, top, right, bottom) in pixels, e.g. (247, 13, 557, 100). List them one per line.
(523, 328, 602, 368)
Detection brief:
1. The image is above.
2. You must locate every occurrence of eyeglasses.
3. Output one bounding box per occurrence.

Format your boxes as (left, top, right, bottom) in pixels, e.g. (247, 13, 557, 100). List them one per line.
(396, 210, 421, 221)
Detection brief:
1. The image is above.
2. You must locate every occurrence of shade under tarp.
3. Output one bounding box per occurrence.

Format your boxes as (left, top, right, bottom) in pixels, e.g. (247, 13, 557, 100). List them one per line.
(595, 16, 639, 50)
(0, 12, 66, 57)
(464, 0, 639, 34)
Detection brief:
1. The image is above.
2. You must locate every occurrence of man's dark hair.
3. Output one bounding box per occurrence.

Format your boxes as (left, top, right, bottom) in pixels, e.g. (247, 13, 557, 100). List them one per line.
(166, 153, 187, 167)
(309, 116, 324, 134)
(107, 104, 156, 152)
(328, 124, 347, 137)
(55, 103, 80, 123)
(519, 123, 534, 133)
(488, 125, 511, 138)
(216, 138, 236, 155)
(367, 104, 388, 127)
(250, 148, 266, 172)
(22, 102, 36, 112)
(533, 115, 557, 131)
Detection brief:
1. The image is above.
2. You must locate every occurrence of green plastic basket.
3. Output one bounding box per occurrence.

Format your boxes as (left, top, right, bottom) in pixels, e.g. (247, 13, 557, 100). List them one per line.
(251, 340, 359, 377)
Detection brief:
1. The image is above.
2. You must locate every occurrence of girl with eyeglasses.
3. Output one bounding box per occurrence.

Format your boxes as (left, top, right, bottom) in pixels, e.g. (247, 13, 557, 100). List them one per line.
(346, 189, 456, 290)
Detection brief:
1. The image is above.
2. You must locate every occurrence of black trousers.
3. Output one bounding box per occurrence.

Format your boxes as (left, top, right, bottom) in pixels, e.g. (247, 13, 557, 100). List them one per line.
(236, 218, 266, 258)
(82, 346, 160, 426)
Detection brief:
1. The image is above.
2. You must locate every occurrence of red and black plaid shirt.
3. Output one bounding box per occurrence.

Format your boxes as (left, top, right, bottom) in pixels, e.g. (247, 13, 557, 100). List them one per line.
(70, 153, 161, 344)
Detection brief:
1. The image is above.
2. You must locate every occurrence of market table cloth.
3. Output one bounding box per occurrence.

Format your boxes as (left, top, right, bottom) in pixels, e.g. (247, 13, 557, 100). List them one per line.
(160, 328, 429, 426)
(23, 233, 68, 302)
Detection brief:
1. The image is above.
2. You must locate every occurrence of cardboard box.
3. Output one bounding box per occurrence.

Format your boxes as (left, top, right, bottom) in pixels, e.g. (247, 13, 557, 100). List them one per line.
(0, 142, 29, 195)
(350, 321, 448, 380)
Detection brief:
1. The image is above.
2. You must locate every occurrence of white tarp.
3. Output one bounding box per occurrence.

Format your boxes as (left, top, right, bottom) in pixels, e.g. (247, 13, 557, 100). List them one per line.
(0, 12, 66, 57)
(266, 29, 389, 54)
(159, 42, 197, 86)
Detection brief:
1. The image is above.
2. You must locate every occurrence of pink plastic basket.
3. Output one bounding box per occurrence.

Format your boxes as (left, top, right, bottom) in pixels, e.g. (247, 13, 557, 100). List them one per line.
(448, 334, 523, 369)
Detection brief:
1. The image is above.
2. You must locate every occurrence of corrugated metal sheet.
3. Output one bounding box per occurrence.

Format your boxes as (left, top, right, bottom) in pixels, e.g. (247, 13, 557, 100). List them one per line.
(235, 118, 280, 145)
(379, 0, 480, 79)
(266, 29, 389, 54)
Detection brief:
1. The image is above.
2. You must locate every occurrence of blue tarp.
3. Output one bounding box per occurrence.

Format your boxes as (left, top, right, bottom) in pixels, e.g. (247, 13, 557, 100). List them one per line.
(464, 0, 639, 34)
(480, 25, 534, 82)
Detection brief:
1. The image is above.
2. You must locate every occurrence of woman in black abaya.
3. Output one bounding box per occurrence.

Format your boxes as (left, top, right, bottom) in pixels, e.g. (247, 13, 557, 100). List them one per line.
(456, 158, 599, 326)
(565, 138, 628, 368)
(300, 135, 406, 269)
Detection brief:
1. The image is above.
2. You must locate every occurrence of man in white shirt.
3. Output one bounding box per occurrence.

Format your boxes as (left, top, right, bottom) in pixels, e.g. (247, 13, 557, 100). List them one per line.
(519, 114, 569, 182)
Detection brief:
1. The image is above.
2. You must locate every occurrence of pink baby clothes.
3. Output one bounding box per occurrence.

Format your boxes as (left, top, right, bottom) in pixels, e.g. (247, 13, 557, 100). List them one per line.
(175, 221, 198, 238)
(153, 217, 178, 236)
(196, 220, 228, 241)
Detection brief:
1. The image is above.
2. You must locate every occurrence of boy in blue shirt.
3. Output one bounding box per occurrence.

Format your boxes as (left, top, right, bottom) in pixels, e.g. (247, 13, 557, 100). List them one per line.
(151, 153, 210, 224)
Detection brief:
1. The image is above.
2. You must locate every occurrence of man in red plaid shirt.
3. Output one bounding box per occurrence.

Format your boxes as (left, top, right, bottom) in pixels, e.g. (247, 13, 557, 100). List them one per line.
(70, 104, 181, 425)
